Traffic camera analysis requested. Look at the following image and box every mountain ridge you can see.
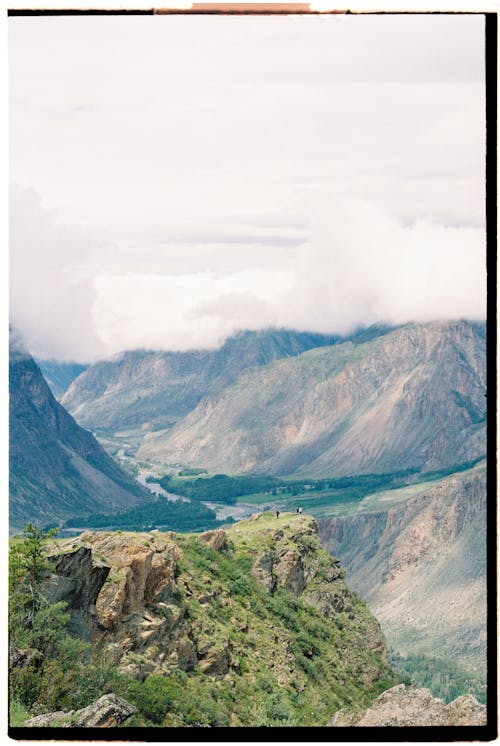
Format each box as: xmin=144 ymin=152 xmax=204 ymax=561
xmin=61 ymin=328 xmax=346 ymax=435
xmin=9 ymin=336 xmax=150 ymax=531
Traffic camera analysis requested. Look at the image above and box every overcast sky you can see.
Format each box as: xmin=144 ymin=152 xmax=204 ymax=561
xmin=9 ymin=13 xmax=486 ymax=362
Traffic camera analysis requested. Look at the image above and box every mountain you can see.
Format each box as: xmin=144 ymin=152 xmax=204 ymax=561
xmin=60 ymin=329 xmax=344 ymax=436
xmin=35 ymin=359 xmax=88 ymax=400
xmin=9 ymin=335 xmax=149 ymax=532
xmin=138 ymin=320 xmax=486 ymax=477
xmin=317 ymin=463 xmax=487 ymax=681
xmin=33 ymin=514 xmax=397 ymax=726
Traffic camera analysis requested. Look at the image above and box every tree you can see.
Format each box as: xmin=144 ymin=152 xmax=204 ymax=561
xmin=9 ymin=524 xmax=90 ymax=712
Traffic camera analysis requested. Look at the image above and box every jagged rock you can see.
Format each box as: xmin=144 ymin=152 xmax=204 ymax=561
xmin=273 ymin=547 xmax=306 ymax=594
xmin=172 ymin=636 xmax=198 ymax=672
xmin=44 ymin=547 xmax=111 ymax=638
xmin=25 ymin=693 xmax=136 ymax=727
xmin=199 ymin=529 xmax=227 ymax=552
xmin=198 ymin=643 xmax=231 ymax=677
xmin=331 ymin=684 xmax=487 ymax=727
xmin=251 ymin=550 xmax=277 ymax=592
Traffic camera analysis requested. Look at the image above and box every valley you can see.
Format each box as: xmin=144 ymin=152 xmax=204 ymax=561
xmin=9 ymin=321 xmax=490 ymax=728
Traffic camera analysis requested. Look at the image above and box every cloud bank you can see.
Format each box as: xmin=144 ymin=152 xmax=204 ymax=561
xmin=10 ymin=188 xmax=485 ymax=362
xmin=8 ymin=14 xmax=486 ymax=361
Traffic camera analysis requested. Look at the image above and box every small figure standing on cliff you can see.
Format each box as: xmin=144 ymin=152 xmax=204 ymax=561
xmin=276 ymin=510 xmax=280 ymax=519
xmin=298 ymin=507 xmax=302 ymax=514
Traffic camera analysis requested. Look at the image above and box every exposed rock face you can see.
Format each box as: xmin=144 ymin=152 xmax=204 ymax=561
xmin=318 ymin=465 xmax=487 ymax=676
xmin=138 ymin=321 xmax=486 ymax=477
xmin=331 ymin=684 xmax=487 ymax=727
xmin=25 ymin=693 xmax=136 ymax=727
xmin=9 ymin=332 xmax=149 ymax=531
xmin=199 ymin=529 xmax=228 ymax=552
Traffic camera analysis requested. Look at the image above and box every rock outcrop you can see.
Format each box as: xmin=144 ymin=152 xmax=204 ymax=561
xmin=25 ymin=693 xmax=136 ymax=727
xmin=41 ymin=513 xmax=395 ymax=722
xmin=331 ymin=684 xmax=487 ymax=727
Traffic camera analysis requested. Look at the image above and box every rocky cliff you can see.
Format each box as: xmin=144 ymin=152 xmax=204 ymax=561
xmin=318 ymin=464 xmax=487 ymax=677
xmin=40 ymin=514 xmax=397 ymax=726
xmin=9 ymin=334 xmax=149 ymax=531
xmin=138 ymin=320 xmax=486 ymax=477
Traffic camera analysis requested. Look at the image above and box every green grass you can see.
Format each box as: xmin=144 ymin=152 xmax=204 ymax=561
xmin=9 ymin=700 xmax=30 ymax=727
xmin=233 ymin=460 xmax=487 ymax=519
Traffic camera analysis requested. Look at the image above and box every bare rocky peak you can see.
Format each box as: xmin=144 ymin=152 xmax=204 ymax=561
xmin=331 ymin=683 xmax=487 ymax=727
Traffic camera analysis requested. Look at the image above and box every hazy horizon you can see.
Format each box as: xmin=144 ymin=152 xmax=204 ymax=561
xmin=9 ymin=14 xmax=486 ymax=363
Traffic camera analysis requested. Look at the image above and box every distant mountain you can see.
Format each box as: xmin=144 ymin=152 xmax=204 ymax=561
xmin=61 ymin=328 xmax=344 ymax=435
xmin=9 ymin=335 xmax=149 ymax=532
xmin=318 ymin=463 xmax=487 ymax=679
xmin=35 ymin=359 xmax=88 ymax=399
xmin=138 ymin=320 xmax=486 ymax=477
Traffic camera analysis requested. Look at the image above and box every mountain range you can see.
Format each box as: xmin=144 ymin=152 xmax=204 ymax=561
xmin=136 ymin=320 xmax=486 ymax=477
xmin=59 ymin=321 xmax=486 ymax=480
xmin=60 ymin=328 xmax=343 ymax=436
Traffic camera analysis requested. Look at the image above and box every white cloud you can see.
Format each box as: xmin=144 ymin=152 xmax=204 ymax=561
xmin=8 ymin=14 xmax=486 ymax=360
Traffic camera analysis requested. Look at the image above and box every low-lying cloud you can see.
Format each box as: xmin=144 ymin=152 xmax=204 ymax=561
xmin=10 ymin=187 xmax=485 ymax=362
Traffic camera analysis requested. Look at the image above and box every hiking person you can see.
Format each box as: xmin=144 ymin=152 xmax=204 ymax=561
xmin=276 ymin=510 xmax=280 ymax=518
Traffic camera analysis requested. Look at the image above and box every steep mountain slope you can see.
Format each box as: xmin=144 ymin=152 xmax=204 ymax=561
xmin=317 ymin=463 xmax=487 ymax=677
xmin=138 ymin=320 xmax=486 ymax=477
xmin=39 ymin=513 xmax=397 ymax=726
xmin=35 ymin=359 xmax=88 ymax=400
xmin=9 ymin=337 xmax=149 ymax=531
xmin=61 ymin=328 xmax=342 ymax=436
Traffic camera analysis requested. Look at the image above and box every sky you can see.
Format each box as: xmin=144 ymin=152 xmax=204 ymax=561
xmin=8 ymin=13 xmax=486 ymax=362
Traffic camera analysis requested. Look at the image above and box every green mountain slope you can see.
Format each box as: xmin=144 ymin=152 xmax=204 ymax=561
xmin=60 ymin=329 xmax=343 ymax=435
xmin=9 ymin=336 xmax=150 ymax=532
xmin=138 ymin=320 xmax=486 ymax=477
xmin=31 ymin=514 xmax=397 ymax=726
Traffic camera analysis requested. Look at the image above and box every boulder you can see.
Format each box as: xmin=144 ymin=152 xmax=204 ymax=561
xmin=25 ymin=693 xmax=136 ymax=727
xmin=199 ymin=530 xmax=227 ymax=552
